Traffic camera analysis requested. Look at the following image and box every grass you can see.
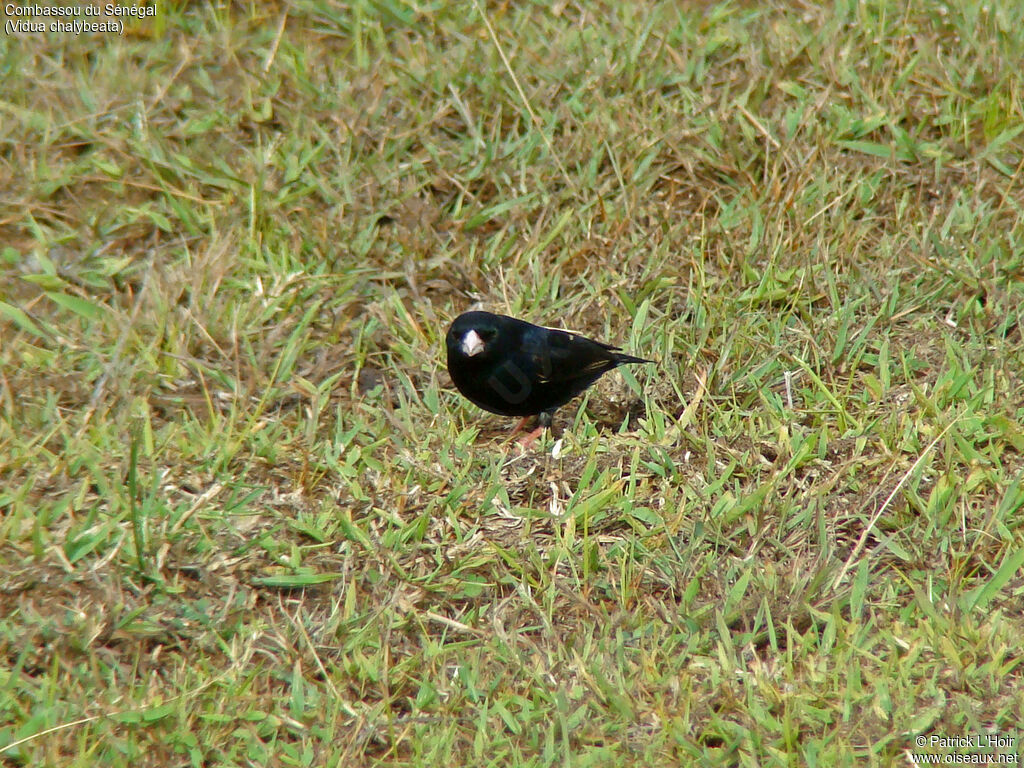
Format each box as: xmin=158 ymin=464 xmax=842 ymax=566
xmin=2 ymin=0 xmax=1024 ymax=764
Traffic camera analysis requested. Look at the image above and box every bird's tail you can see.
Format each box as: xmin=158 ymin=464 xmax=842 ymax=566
xmin=615 ymin=352 xmax=655 ymax=366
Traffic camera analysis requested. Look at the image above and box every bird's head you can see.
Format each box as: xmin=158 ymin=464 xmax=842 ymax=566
xmin=447 ymin=311 xmax=500 ymax=361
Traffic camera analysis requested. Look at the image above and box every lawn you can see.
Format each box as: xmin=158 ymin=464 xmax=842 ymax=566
xmin=2 ymin=0 xmax=1024 ymax=765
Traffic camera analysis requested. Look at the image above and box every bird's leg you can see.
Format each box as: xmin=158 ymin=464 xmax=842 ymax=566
xmin=517 ymin=424 xmax=545 ymax=448
xmin=517 ymin=411 xmax=553 ymax=449
xmin=508 ymin=416 xmax=532 ymax=436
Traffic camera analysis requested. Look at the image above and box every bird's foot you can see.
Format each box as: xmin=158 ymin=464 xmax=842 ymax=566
xmin=517 ymin=424 xmax=545 ymax=449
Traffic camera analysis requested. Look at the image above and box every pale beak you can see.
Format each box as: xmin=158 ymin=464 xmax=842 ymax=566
xmin=461 ymin=329 xmax=485 ymax=357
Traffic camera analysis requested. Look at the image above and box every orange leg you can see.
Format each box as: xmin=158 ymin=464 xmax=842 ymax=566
xmin=517 ymin=424 xmax=545 ymax=448
xmin=508 ymin=416 xmax=532 ymax=436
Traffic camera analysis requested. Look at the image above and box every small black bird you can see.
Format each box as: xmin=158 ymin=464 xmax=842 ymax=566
xmin=446 ymin=310 xmax=653 ymax=442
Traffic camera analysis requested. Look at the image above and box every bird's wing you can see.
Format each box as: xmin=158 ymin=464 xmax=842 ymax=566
xmin=524 ymin=328 xmax=617 ymax=384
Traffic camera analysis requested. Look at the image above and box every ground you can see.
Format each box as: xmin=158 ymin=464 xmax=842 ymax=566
xmin=1 ymin=1 xmax=1024 ymax=765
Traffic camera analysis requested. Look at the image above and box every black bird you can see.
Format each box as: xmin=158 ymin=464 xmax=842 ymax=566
xmin=446 ymin=310 xmax=653 ymax=443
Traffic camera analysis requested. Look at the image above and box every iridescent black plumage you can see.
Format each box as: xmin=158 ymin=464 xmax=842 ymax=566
xmin=446 ymin=311 xmax=653 ymax=430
